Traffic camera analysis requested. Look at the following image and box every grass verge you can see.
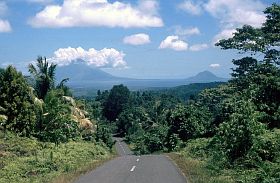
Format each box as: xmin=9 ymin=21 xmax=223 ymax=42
xmin=0 ymin=133 xmax=115 ymax=183
xmin=168 ymin=152 xmax=234 ymax=183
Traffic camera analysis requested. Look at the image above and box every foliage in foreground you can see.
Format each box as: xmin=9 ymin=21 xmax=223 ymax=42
xmin=0 ymin=133 xmax=111 ymax=183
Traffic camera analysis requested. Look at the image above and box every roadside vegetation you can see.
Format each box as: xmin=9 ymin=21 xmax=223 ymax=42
xmin=0 ymin=57 xmax=115 ymax=182
xmin=0 ymin=132 xmax=111 ymax=183
xmin=84 ymin=4 xmax=280 ymax=183
xmin=0 ymin=3 xmax=279 ymax=183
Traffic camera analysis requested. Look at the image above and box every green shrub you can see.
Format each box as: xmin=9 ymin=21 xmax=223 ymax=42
xmin=167 ymin=104 xmax=212 ymax=141
xmin=38 ymin=90 xmax=79 ymax=144
xmin=248 ymin=129 xmax=280 ymax=163
xmin=95 ymin=123 xmax=115 ymax=149
xmin=212 ymin=100 xmax=265 ymax=163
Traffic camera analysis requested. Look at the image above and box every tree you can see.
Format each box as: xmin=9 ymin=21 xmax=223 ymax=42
xmin=216 ymin=4 xmax=280 ymax=65
xmin=103 ymin=84 xmax=130 ymax=121
xmin=213 ymin=100 xmax=265 ymax=163
xmin=216 ymin=4 xmax=280 ymax=129
xmin=0 ymin=66 xmax=36 ymax=136
xmin=167 ymin=104 xmax=212 ymax=141
xmin=0 ymin=68 xmax=4 ymax=75
xmin=38 ymin=89 xmax=79 ymax=144
xmin=56 ymin=78 xmax=72 ymax=96
xmin=28 ymin=56 xmax=57 ymax=99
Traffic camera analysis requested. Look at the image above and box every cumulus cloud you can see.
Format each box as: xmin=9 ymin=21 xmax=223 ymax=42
xmin=159 ymin=36 xmax=188 ymax=51
xmin=174 ymin=26 xmax=200 ymax=36
xmin=204 ymin=0 xmax=266 ymax=28
xmin=178 ymin=0 xmax=202 ymax=15
xmin=209 ymin=64 xmax=221 ymax=68
xmin=189 ymin=43 xmax=208 ymax=51
xmin=28 ymin=0 xmax=163 ymax=28
xmin=213 ymin=29 xmax=237 ymax=44
xmin=204 ymin=0 xmax=266 ymax=43
xmin=123 ymin=33 xmax=151 ymax=45
xmin=48 ymin=47 xmax=127 ymax=68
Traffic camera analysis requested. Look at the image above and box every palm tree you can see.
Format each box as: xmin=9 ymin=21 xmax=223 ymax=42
xmin=28 ymin=56 xmax=57 ymax=99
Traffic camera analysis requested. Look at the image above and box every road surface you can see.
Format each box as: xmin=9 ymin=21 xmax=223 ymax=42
xmin=74 ymin=138 xmax=187 ymax=183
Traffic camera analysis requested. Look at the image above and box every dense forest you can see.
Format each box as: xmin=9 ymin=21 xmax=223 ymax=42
xmin=85 ymin=4 xmax=280 ymax=182
xmin=0 ymin=3 xmax=279 ymax=183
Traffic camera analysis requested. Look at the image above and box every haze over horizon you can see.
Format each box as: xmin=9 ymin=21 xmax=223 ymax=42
xmin=0 ymin=0 xmax=275 ymax=79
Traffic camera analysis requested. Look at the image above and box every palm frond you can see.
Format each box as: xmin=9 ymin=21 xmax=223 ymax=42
xmin=28 ymin=64 xmax=38 ymax=78
xmin=57 ymin=78 xmax=69 ymax=88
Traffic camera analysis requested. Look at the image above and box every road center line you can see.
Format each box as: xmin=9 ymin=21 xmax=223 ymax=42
xmin=130 ymin=166 xmax=136 ymax=172
xmin=119 ymin=143 xmax=126 ymax=154
xmin=136 ymin=158 xmax=139 ymax=162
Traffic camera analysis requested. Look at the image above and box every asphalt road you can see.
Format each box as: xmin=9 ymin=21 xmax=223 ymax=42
xmin=74 ymin=138 xmax=187 ymax=183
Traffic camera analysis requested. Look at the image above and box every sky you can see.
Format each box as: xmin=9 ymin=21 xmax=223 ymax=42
xmin=0 ymin=0 xmax=276 ymax=79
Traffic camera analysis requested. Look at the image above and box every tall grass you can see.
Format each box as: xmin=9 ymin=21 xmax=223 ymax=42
xmin=0 ymin=132 xmax=113 ymax=183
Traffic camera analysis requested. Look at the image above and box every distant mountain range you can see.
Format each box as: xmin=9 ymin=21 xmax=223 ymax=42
xmin=186 ymin=70 xmax=227 ymax=83
xmin=56 ymin=63 xmax=228 ymax=90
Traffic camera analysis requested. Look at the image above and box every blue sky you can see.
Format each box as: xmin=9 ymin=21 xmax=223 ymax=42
xmin=0 ymin=0 xmax=276 ymax=79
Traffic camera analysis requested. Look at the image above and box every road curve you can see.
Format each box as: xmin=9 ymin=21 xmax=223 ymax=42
xmin=74 ymin=138 xmax=187 ymax=183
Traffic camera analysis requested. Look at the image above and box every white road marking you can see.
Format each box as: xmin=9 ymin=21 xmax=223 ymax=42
xmin=130 ymin=166 xmax=136 ymax=172
xmin=136 ymin=159 xmax=139 ymax=162
xmin=119 ymin=142 xmax=126 ymax=154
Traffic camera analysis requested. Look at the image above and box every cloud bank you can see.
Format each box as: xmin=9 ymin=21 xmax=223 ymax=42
xmin=48 ymin=47 xmax=127 ymax=68
xmin=29 ymin=0 xmax=163 ymax=28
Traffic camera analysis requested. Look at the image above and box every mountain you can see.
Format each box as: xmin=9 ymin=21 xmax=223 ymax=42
xmin=186 ymin=71 xmax=227 ymax=83
xmin=56 ymin=62 xmax=121 ymax=82
xmin=55 ymin=63 xmax=228 ymax=90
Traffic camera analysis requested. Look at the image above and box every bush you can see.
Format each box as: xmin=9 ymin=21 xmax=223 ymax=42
xmin=167 ymin=104 xmax=212 ymax=141
xmin=95 ymin=123 xmax=115 ymax=149
xmin=37 ymin=90 xmax=79 ymax=144
xmin=0 ymin=66 xmax=36 ymax=136
xmin=247 ymin=129 xmax=280 ymax=163
xmin=212 ymin=100 xmax=265 ymax=163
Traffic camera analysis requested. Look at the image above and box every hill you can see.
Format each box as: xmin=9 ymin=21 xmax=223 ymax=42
xmin=55 ymin=63 xmax=227 ymax=92
xmin=186 ymin=71 xmax=227 ymax=83
xmin=148 ymin=82 xmax=225 ymax=102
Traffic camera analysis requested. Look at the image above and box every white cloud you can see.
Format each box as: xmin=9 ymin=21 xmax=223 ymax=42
xmin=204 ymin=0 xmax=266 ymax=44
xmin=159 ymin=36 xmax=188 ymax=51
xmin=174 ymin=26 xmax=200 ymax=36
xmin=123 ymin=33 xmax=151 ymax=45
xmin=0 ymin=19 xmax=11 ymax=32
xmin=48 ymin=47 xmax=127 ymax=68
xmin=189 ymin=43 xmax=208 ymax=51
xmin=178 ymin=0 xmax=202 ymax=15
xmin=28 ymin=0 xmax=163 ymax=28
xmin=138 ymin=0 xmax=159 ymax=16
xmin=213 ymin=29 xmax=237 ymax=44
xmin=209 ymin=64 xmax=221 ymax=68
xmin=204 ymin=0 xmax=266 ymax=28
xmin=0 ymin=2 xmax=12 ymax=33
